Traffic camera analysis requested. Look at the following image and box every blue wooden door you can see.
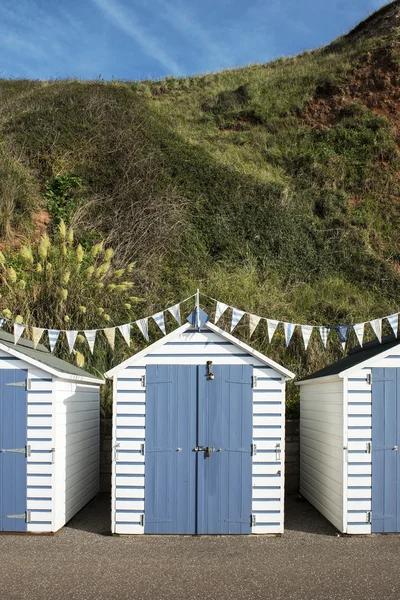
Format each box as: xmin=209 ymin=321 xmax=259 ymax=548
xmin=144 ymin=365 xmax=197 ymax=533
xmin=144 ymin=364 xmax=253 ymax=534
xmin=197 ymin=365 xmax=253 ymax=534
xmin=0 ymin=369 xmax=28 ymax=532
xmin=371 ymin=368 xmax=400 ymax=533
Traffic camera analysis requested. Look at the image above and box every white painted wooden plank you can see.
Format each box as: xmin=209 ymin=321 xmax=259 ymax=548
xmin=300 ymin=481 xmax=343 ymax=530
xmin=115 ymin=512 xmax=143 ymax=523
xmin=253 ymin=427 xmax=282 ymax=439
xmin=251 ymin=476 xmax=281 ymax=487
xmin=253 ymin=404 xmax=282 ymax=415
xmin=116 ymin=404 xmax=145 ymax=416
xmin=253 ymin=440 xmax=283 ymax=451
xmin=55 ymin=400 xmax=99 ymax=414
xmin=64 ymin=428 xmax=99 ymax=448
xmin=347 ymin=441 xmax=370 ymax=452
xmin=116 ymin=415 xmax=145 ymax=428
xmin=301 ymin=438 xmax=343 ymax=461
xmin=118 ymin=452 xmax=144 ymax=464
xmin=65 ymin=462 xmax=98 ymax=488
xmin=253 ymin=416 xmax=282 ymax=428
xmin=28 ymin=380 xmax=53 ymax=392
xmin=347 ymin=499 xmax=371 ymax=511
xmin=149 ymin=343 xmax=250 ymax=356
xmin=27 ymin=499 xmax=52 ymax=511
xmin=253 ymin=452 xmax=280 ymax=464
xmin=27 ymin=523 xmax=53 ymax=533
xmin=346 ymin=524 xmax=371 ymax=534
xmin=65 ymin=451 xmax=98 ymax=474
xmin=348 ymin=475 xmax=371 ymax=487
xmin=252 ymin=524 xmax=282 ymax=534
xmin=116 ymin=464 xmax=145 ymax=475
xmin=347 ymin=428 xmax=372 ymax=439
xmin=347 ymin=512 xmax=370 ymax=524
xmin=252 ymin=487 xmax=281 ymax=499
xmin=27 ymin=476 xmax=52 ymax=487
xmin=301 ymin=449 xmax=342 ymax=477
xmin=116 ymin=380 xmax=145 ymax=392
xmin=252 ymin=500 xmax=281 ymax=512
xmin=115 ymin=524 xmax=143 ymax=534
xmin=253 ymin=464 xmax=282 ymax=476
xmin=347 ymin=379 xmax=370 ymax=392
xmin=27 ymin=404 xmax=53 ymax=416
xmin=28 ymin=452 xmax=53 ymax=464
xmin=301 ymin=401 xmax=343 ymax=415
xmin=347 ymin=416 xmax=372 ymax=428
xmin=116 ymin=487 xmax=145 ymax=499
xmin=251 ymin=514 xmax=281 ymax=524
xmin=348 ymin=464 xmax=372 ymax=475
xmin=301 ymin=461 xmax=343 ymax=489
xmin=301 ymin=426 xmax=342 ymax=447
xmin=27 ymin=464 xmax=53 ymax=475
xmin=116 ymin=440 xmax=144 ymax=451
xmin=26 ymin=440 xmax=53 ymax=451
xmin=55 ymin=409 xmax=99 ymax=425
xmin=116 ymin=428 xmax=146 ymax=440
xmin=116 ymin=476 xmax=145 ymax=487
xmin=347 ymin=487 xmax=371 ymax=499
xmin=347 ymin=453 xmax=371 ymax=464
xmin=347 ymin=404 xmax=372 ymax=415
xmin=27 ymin=487 xmax=52 ymax=499
xmin=116 ymin=500 xmax=144 ymax=511
xmin=301 ymin=409 xmax=342 ymax=426
xmin=301 ymin=421 xmax=343 ymax=438
xmin=134 ymin=355 xmax=265 ymax=367
xmin=27 ymin=416 xmax=52 ymax=428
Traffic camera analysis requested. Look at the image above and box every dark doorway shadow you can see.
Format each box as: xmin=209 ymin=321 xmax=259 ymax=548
xmin=285 ymin=494 xmax=340 ymax=536
xmin=65 ymin=492 xmax=112 ymax=536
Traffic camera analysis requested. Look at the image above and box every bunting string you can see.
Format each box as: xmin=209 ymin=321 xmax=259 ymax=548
xmin=0 ymin=290 xmax=399 ymax=354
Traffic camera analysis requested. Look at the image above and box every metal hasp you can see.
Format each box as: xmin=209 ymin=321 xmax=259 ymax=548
xmin=0 ymin=445 xmax=31 ymax=457
xmin=5 ymin=511 xmax=31 ymax=523
xmin=194 ymin=446 xmax=215 ymax=458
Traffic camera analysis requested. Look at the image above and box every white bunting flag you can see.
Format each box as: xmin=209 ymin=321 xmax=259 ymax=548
xmin=136 ymin=318 xmax=149 ymax=341
xmin=267 ymin=319 xmax=279 ymax=343
xmin=387 ymin=313 xmax=399 ymax=338
xmin=13 ymin=322 xmax=25 ymax=345
xmin=0 ymin=318 xmax=5 ymax=328
xmin=168 ymin=303 xmax=181 ymax=325
xmin=48 ymin=329 xmax=60 ymax=353
xmin=214 ymin=302 xmax=229 ymax=324
xmin=152 ymin=311 xmax=166 ymax=336
xmin=32 ymin=327 xmax=45 ymax=349
xmin=104 ymin=328 xmax=116 ymax=350
xmin=353 ymin=323 xmax=365 ymax=347
xmin=301 ymin=325 xmax=313 ymax=350
xmin=118 ymin=324 xmax=131 ymax=347
xmin=319 ymin=327 xmax=329 ymax=348
xmin=249 ymin=314 xmax=261 ymax=338
xmin=66 ymin=330 xmax=78 ymax=353
xmin=370 ymin=318 xmax=382 ymax=343
xmin=284 ymin=322 xmax=296 ymax=347
xmin=84 ymin=330 xmax=97 ymax=354
xmin=231 ymin=308 xmax=245 ymax=333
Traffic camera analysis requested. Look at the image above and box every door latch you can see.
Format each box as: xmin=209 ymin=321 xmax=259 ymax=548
xmin=194 ymin=446 xmax=215 ymax=457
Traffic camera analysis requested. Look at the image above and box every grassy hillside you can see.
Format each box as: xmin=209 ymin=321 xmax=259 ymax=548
xmin=1 ymin=1 xmax=400 ymax=414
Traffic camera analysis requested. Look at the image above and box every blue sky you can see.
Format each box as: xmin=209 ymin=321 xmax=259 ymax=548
xmin=0 ymin=0 xmax=390 ymax=81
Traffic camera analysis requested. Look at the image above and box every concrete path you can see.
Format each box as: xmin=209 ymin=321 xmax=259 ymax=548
xmin=1 ymin=494 xmax=399 ymax=600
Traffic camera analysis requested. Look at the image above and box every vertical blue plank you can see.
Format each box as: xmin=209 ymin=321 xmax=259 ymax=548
xmin=0 ymin=369 xmax=28 ymax=532
xmin=197 ymin=364 xmax=252 ymax=534
xmin=371 ymin=368 xmax=399 ymax=533
xmin=144 ymin=365 xmax=197 ymax=534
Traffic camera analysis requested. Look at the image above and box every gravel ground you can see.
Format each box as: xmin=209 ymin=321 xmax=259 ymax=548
xmin=0 ymin=494 xmax=400 ymax=600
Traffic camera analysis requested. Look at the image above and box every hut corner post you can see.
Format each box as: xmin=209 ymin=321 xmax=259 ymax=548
xmin=196 ymin=288 xmax=200 ymax=330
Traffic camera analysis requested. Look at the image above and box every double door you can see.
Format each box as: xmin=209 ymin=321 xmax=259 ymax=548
xmin=144 ymin=364 xmax=253 ymax=534
xmin=372 ymin=368 xmax=400 ymax=532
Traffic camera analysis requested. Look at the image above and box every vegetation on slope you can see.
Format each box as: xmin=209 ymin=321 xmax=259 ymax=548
xmin=1 ymin=1 xmax=400 ymax=414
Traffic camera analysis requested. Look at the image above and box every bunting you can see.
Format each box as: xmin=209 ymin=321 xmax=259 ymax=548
xmin=319 ymin=326 xmax=329 ymax=348
xmin=267 ymin=319 xmax=279 ymax=343
xmin=214 ymin=302 xmax=229 ymax=324
xmin=136 ymin=318 xmax=149 ymax=341
xmin=231 ymin=308 xmax=245 ymax=333
xmin=353 ymin=323 xmax=365 ymax=347
xmin=32 ymin=327 xmax=45 ymax=349
xmin=284 ymin=322 xmax=296 ymax=347
xmin=66 ymin=330 xmax=78 ymax=353
xmin=103 ymin=327 xmax=116 ymax=350
xmin=249 ymin=314 xmax=261 ymax=338
xmin=84 ymin=330 xmax=97 ymax=354
xmin=301 ymin=325 xmax=313 ymax=350
xmin=152 ymin=311 xmax=166 ymax=336
xmin=0 ymin=318 xmax=6 ymax=328
xmin=387 ymin=313 xmax=398 ymax=338
xmin=168 ymin=303 xmax=181 ymax=325
xmin=118 ymin=324 xmax=131 ymax=347
xmin=13 ymin=323 xmax=25 ymax=345
xmin=48 ymin=329 xmax=60 ymax=353
xmin=370 ymin=318 xmax=382 ymax=343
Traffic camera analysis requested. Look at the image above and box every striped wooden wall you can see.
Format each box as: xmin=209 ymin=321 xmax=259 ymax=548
xmin=112 ymin=328 xmax=286 ymax=534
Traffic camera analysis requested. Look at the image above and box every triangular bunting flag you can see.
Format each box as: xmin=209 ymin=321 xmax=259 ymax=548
xmin=0 ymin=317 xmax=6 ymax=328
xmin=353 ymin=323 xmax=365 ymax=347
xmin=14 ymin=322 xmax=25 ymax=345
xmin=48 ymin=329 xmax=60 ymax=353
xmin=370 ymin=318 xmax=382 ymax=343
xmin=319 ymin=327 xmax=329 ymax=348
xmin=152 ymin=311 xmax=166 ymax=336
xmin=168 ymin=303 xmax=181 ymax=325
xmin=284 ymin=322 xmax=296 ymax=347
xmin=333 ymin=325 xmax=351 ymax=350
xmin=214 ymin=302 xmax=229 ymax=324
xmin=32 ymin=327 xmax=45 ymax=349
xmin=66 ymin=330 xmax=78 ymax=354
xmin=267 ymin=319 xmax=279 ymax=343
xmin=301 ymin=325 xmax=313 ymax=350
xmin=136 ymin=318 xmax=149 ymax=341
xmin=387 ymin=313 xmax=399 ymax=338
xmin=118 ymin=323 xmax=131 ymax=347
xmin=249 ymin=314 xmax=261 ymax=338
xmin=103 ymin=328 xmax=116 ymax=350
xmin=84 ymin=330 xmax=97 ymax=354
xmin=231 ymin=308 xmax=245 ymax=333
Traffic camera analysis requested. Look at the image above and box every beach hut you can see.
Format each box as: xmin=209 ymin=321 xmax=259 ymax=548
xmin=298 ymin=335 xmax=400 ymax=534
xmin=105 ymin=309 xmax=294 ymax=535
xmin=0 ymin=329 xmax=103 ymax=533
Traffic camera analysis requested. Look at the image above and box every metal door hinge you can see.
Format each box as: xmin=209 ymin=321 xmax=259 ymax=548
xmin=366 ymin=442 xmax=371 ymax=454
xmin=275 ymin=442 xmax=281 ymax=461
xmin=140 ymin=514 xmax=144 ymax=527
xmin=251 ymin=443 xmax=257 ymax=456
xmin=251 ymin=376 xmax=257 ymax=388
xmin=1 ymin=445 xmax=31 ymax=457
xmin=6 ymin=379 xmax=31 ymax=390
xmin=251 ymin=514 xmax=256 ymax=527
xmin=140 ymin=443 xmax=145 ymax=456
xmin=366 ymin=374 xmax=371 ymax=385
xmin=141 ymin=375 xmax=146 ymax=387
xmin=367 ymin=511 xmax=371 ymax=524
xmin=6 ymin=510 xmax=31 ymax=523
xmin=51 ymin=448 xmax=55 ymax=464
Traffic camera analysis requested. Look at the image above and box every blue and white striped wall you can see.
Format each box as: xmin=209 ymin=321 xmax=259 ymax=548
xmin=108 ymin=323 xmax=294 ymax=535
